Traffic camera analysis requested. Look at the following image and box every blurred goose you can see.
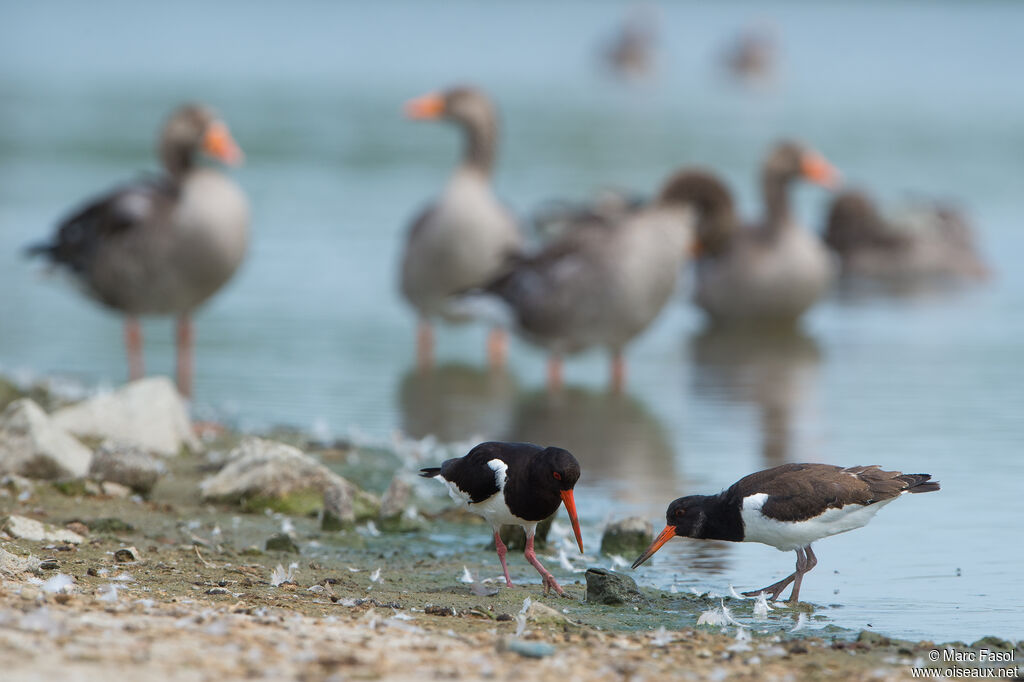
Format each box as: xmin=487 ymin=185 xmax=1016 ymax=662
xmin=477 ymin=169 xmax=710 ymax=391
xmin=824 ymin=190 xmax=988 ymax=286
xmin=694 ymin=141 xmax=839 ymax=326
xmin=400 ymin=86 xmax=523 ymax=370
xmin=27 ymin=103 xmax=248 ymax=398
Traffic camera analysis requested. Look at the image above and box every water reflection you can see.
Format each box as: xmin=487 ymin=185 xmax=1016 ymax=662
xmin=397 ymin=364 xmax=519 ymax=443
xmin=510 ymin=386 xmax=679 ymax=504
xmin=689 ymin=326 xmax=822 ymax=465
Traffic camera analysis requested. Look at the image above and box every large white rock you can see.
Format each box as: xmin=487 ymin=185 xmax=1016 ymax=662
xmin=0 ymin=399 xmax=93 ymax=479
xmin=52 ymin=377 xmax=198 ymax=456
xmin=200 ymin=438 xmax=378 ymax=517
xmin=2 ymin=515 xmax=84 ymax=544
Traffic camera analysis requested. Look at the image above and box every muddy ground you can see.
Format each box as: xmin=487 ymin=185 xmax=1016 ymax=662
xmin=1 ymin=431 xmax=1019 ymax=681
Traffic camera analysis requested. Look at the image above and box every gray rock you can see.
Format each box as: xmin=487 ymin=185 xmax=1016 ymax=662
xmin=0 ymin=399 xmax=92 ymax=479
xmin=265 ymin=532 xmax=300 ymax=554
xmin=497 ymin=514 xmax=554 ymax=550
xmin=2 ymin=515 xmax=84 ymax=544
xmin=378 ymin=475 xmax=425 ymax=532
xmin=52 ymin=377 xmax=198 ymax=456
xmin=89 ymin=440 xmax=165 ymax=494
xmin=600 ymin=517 xmax=654 ymax=556
xmin=200 ymin=437 xmax=379 ymax=517
xmin=114 ymin=546 xmax=141 ymax=562
xmin=321 ymin=482 xmax=354 ymax=530
xmin=500 ymin=638 xmax=556 ymax=659
xmin=585 ymin=568 xmax=645 ymax=605
xmin=0 ymin=546 xmax=41 ymax=577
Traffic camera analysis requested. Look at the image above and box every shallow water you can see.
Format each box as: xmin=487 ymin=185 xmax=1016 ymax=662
xmin=2 ymin=0 xmax=1023 ymax=642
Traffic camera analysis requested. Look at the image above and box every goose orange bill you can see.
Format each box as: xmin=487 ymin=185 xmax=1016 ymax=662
xmin=631 ymin=524 xmax=676 ymax=569
xmin=560 ymin=490 xmax=585 ymax=553
xmin=404 ymin=93 xmax=446 ymax=119
xmin=203 ymin=121 xmax=244 ymax=166
xmin=800 ymin=152 xmax=840 ymax=189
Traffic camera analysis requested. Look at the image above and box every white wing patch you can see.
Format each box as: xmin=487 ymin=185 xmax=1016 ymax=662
xmin=487 ymin=459 xmax=508 ymax=491
xmin=740 ymin=493 xmax=897 ymax=551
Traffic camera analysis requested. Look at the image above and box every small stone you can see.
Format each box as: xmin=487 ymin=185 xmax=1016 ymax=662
xmin=424 ymin=605 xmax=455 ymax=617
xmin=90 ymin=440 xmax=165 ymax=495
xmin=100 ymin=481 xmax=133 ymax=498
xmin=65 ymin=521 xmax=90 ymax=536
xmin=584 ymin=568 xmax=645 ymax=606
xmin=856 ymin=630 xmax=891 ymax=647
xmin=54 ymin=593 xmax=73 ymax=605
xmin=114 ymin=546 xmax=141 ymax=562
xmin=525 ymin=601 xmax=576 ymax=627
xmin=600 ymin=517 xmax=654 ymax=556
xmin=500 ymin=638 xmax=556 ymax=659
xmin=787 ymin=642 xmax=809 ymax=655
xmin=20 ymin=585 xmax=40 ymax=601
xmin=205 ymin=587 xmax=229 ymax=595
xmin=39 ymin=558 xmax=60 ymax=570
xmin=2 ymin=515 xmax=84 ymax=544
xmin=379 ymin=476 xmax=412 ymax=520
xmin=496 ymin=613 xmax=513 ymax=622
xmin=0 ymin=399 xmax=93 ymax=479
xmin=322 ymin=482 xmax=354 ymax=530
xmin=265 ymin=532 xmax=300 ymax=554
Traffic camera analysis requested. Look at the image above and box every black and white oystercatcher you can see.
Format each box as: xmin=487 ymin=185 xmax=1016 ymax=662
xmin=631 ymin=463 xmax=939 ymax=603
xmin=420 ymin=441 xmax=584 ymax=596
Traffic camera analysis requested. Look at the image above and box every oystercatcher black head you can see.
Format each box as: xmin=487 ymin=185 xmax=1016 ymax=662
xmin=631 ymin=463 xmax=939 ymax=603
xmin=419 ymin=441 xmax=584 ymax=596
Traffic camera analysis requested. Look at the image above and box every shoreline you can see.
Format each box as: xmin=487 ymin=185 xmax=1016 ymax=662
xmin=1 ymin=375 xmax=1021 ymax=680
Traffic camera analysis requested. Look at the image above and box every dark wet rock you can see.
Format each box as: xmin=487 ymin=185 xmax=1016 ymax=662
xmin=52 ymin=377 xmax=198 ymax=456
xmin=114 ymin=546 xmax=141 ymax=562
xmin=425 ymin=604 xmax=455 ymax=616
xmin=857 ymin=630 xmax=892 ymax=647
xmin=201 ymin=438 xmax=379 ymax=518
xmin=265 ymin=532 xmax=300 ymax=554
xmin=585 ymin=568 xmax=645 ymax=605
xmin=2 ymin=515 xmax=84 ymax=544
xmin=89 ymin=440 xmax=165 ymax=494
xmin=496 ymin=515 xmax=553 ymax=550
xmin=600 ymin=517 xmax=653 ymax=556
xmin=971 ymin=636 xmax=1014 ymax=651
xmin=496 ymin=613 xmax=513 ymax=622
xmin=88 ymin=518 xmax=133 ymax=533
xmin=500 ymin=638 xmax=556 ymax=659
xmin=0 ymin=399 xmax=92 ymax=479
xmin=206 ymin=587 xmax=230 ymax=595
xmin=470 ymin=583 xmax=499 ymax=597
xmin=39 ymin=558 xmax=60 ymax=570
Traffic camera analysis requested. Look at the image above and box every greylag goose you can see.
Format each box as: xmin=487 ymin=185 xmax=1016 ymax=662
xmin=478 ymin=169 xmax=712 ymax=392
xmin=400 ymin=86 xmax=522 ymax=370
xmin=824 ymin=189 xmax=988 ymax=287
xmin=694 ymin=141 xmax=839 ymax=326
xmin=27 ymin=103 xmax=248 ymax=398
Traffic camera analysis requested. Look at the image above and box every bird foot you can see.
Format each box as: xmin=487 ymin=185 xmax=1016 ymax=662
xmin=541 ymin=573 xmax=565 ymax=597
xmin=742 ymin=580 xmax=792 ymax=601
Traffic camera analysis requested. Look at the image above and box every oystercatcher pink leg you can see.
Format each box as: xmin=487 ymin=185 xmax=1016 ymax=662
xmin=524 ymin=531 xmax=564 ymax=596
xmin=175 ymin=315 xmax=194 ymax=399
xmin=124 ymin=317 xmax=144 ymax=381
xmin=493 ymin=530 xmax=514 ymax=587
xmin=788 ymin=545 xmax=817 ymax=604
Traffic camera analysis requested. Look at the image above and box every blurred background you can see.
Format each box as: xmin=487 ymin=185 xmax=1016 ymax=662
xmin=1 ymin=0 xmax=1022 ymax=642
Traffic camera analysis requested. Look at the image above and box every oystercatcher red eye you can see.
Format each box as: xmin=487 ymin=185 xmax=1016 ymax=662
xmin=553 ymin=472 xmax=562 ymax=481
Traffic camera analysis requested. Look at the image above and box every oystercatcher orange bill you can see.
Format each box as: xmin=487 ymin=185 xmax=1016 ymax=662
xmin=203 ymin=121 xmax=244 ymax=166
xmin=631 ymin=524 xmax=676 ymax=569
xmin=404 ymin=93 xmax=446 ymax=120
xmin=560 ymin=489 xmax=585 ymax=554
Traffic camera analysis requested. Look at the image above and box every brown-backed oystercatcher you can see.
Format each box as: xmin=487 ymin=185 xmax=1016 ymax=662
xmin=420 ymin=441 xmax=584 ymax=596
xmin=631 ymin=463 xmax=939 ymax=603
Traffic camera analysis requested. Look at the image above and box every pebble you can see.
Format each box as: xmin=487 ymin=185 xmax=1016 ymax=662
xmin=265 ymin=532 xmax=300 ymax=554
xmin=584 ymin=568 xmax=645 ymax=606
xmin=114 ymin=546 xmax=141 ymax=562
xmin=500 ymin=638 xmax=556 ymax=659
